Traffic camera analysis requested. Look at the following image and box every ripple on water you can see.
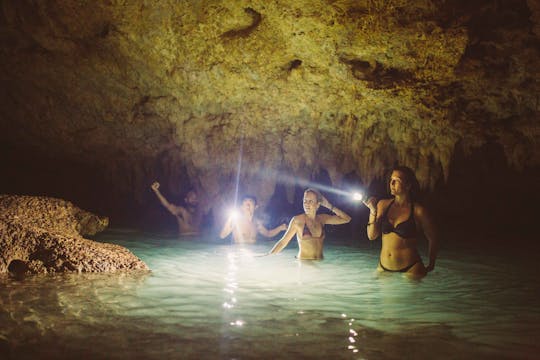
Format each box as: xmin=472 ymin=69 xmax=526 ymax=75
xmin=0 ymin=232 xmax=539 ymax=359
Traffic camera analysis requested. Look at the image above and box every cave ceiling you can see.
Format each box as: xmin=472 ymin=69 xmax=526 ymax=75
xmin=0 ymin=0 xmax=539 ymax=203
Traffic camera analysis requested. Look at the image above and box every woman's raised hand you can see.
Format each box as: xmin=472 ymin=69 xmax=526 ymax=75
xmin=362 ymin=196 xmax=378 ymax=213
xmin=320 ymin=195 xmax=332 ymax=209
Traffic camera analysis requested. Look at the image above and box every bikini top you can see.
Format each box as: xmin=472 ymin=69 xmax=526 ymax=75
xmin=302 ymin=221 xmax=324 ymax=237
xmin=381 ymin=199 xmax=417 ymax=238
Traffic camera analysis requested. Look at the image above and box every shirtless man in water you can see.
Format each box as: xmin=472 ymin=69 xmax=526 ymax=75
xmin=151 ymin=181 xmax=204 ymax=236
xmin=219 ymin=195 xmax=287 ymax=244
xmin=268 ymin=188 xmax=351 ymax=260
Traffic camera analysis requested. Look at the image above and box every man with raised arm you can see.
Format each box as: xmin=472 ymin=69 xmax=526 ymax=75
xmin=151 ymin=181 xmax=205 ymax=236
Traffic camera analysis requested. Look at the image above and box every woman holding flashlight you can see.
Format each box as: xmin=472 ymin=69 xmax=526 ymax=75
xmin=268 ymin=188 xmax=351 ymax=260
xmin=363 ymin=166 xmax=438 ymax=277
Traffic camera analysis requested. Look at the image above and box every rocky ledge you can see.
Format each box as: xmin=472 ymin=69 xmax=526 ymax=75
xmin=0 ymin=195 xmax=149 ymax=275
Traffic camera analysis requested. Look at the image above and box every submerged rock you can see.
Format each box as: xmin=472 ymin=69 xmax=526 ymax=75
xmin=0 ymin=195 xmax=149 ymax=275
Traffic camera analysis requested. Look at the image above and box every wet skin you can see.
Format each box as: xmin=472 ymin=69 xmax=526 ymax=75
xmin=363 ymin=170 xmax=438 ymax=278
xmin=269 ymin=190 xmax=351 ymax=260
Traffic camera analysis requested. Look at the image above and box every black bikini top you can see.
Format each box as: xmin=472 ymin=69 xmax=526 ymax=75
xmin=381 ymin=199 xmax=417 ymax=238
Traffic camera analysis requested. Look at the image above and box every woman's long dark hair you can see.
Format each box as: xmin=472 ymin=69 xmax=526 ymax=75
xmin=387 ymin=165 xmax=421 ymax=202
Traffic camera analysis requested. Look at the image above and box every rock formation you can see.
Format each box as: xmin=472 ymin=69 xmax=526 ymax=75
xmin=0 ymin=1 xmax=538 ymax=231
xmin=0 ymin=195 xmax=149 ymax=275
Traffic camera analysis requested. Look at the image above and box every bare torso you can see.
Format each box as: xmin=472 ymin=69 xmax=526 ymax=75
xmin=268 ymin=191 xmax=351 ymax=259
xmin=175 ymin=207 xmax=203 ymax=236
xmin=232 ymin=218 xmax=258 ymax=244
xmin=380 ymin=233 xmax=422 ymax=268
xmin=378 ymin=198 xmax=424 ymax=274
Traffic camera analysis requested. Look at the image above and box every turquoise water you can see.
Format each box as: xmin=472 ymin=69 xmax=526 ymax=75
xmin=1 ymin=230 xmax=539 ymax=359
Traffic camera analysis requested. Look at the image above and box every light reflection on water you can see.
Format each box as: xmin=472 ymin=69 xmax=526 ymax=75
xmin=0 ymin=230 xmax=539 ymax=359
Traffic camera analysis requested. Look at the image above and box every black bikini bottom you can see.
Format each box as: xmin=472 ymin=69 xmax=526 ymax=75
xmin=379 ymin=261 xmax=420 ymax=273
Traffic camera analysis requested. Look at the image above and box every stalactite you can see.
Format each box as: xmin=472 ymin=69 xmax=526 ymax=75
xmin=1 ymin=0 xmax=538 ymax=227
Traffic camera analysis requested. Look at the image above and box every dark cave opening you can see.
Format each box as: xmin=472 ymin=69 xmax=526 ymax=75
xmin=1 ymin=141 xmax=537 ymax=245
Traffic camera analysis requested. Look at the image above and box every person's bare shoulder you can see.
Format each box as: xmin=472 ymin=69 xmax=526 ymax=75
xmin=317 ymin=213 xmax=331 ymax=222
xmin=377 ymin=198 xmax=392 ymax=211
xmin=172 ymin=204 xmax=187 ymax=216
xmin=291 ymin=214 xmax=304 ymax=226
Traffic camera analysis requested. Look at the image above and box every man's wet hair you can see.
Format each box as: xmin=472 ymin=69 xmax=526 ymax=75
xmin=183 ymin=188 xmax=197 ymax=198
xmin=241 ymin=194 xmax=258 ymax=205
xmin=182 ymin=189 xmax=198 ymax=206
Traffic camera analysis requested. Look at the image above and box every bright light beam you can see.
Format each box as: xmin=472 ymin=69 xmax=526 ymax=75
xmin=230 ymin=122 xmax=245 ymax=245
xmin=233 ymin=125 xmax=244 ymax=209
xmin=228 ymin=208 xmax=239 ymax=220
xmin=257 ymin=170 xmax=365 ymax=202
xmin=229 ymin=127 xmax=364 ymax=203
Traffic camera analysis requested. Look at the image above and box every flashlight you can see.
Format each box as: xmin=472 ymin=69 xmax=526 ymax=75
xmin=229 ymin=208 xmax=239 ymax=220
xmin=351 ymin=191 xmax=364 ymax=201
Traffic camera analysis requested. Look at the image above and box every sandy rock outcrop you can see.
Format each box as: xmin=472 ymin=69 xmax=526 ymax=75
xmin=0 ymin=195 xmax=149 ymax=275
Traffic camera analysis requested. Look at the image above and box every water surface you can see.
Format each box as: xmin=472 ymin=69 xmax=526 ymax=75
xmin=1 ymin=230 xmax=538 ymax=359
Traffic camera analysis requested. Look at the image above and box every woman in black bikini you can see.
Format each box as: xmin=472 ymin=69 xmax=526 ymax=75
xmin=268 ymin=188 xmax=351 ymax=260
xmin=363 ymin=166 xmax=438 ymax=277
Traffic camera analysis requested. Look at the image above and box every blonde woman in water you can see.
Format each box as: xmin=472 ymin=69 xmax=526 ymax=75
xmin=268 ymin=188 xmax=351 ymax=260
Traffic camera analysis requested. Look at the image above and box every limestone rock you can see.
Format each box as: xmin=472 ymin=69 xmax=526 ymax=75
xmin=0 ymin=195 xmax=149 ymax=275
xmin=0 ymin=1 xmax=538 ymax=220
xmin=0 ymin=195 xmax=109 ymax=237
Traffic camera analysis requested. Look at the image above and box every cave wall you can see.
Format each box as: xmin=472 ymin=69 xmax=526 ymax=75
xmin=0 ymin=0 xmax=538 ymax=234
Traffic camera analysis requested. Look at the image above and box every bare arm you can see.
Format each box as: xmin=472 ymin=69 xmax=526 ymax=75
xmin=320 ymin=196 xmax=351 ymax=225
xmin=151 ymin=182 xmax=182 ymax=216
xmin=219 ymin=216 xmax=234 ymax=239
xmin=258 ymin=222 xmax=287 ymax=237
xmin=416 ymin=204 xmax=438 ymax=272
xmin=268 ymin=217 xmax=299 ymax=254
xmin=363 ymin=197 xmax=382 ymax=240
